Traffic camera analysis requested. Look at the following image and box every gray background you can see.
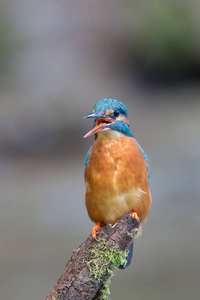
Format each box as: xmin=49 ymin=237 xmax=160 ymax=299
xmin=0 ymin=1 xmax=200 ymax=299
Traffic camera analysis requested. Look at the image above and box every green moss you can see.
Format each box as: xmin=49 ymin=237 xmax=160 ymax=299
xmin=127 ymin=228 xmax=139 ymax=239
xmin=51 ymin=292 xmax=59 ymax=300
xmin=98 ymin=278 xmax=111 ymax=300
xmin=87 ymin=238 xmax=128 ymax=299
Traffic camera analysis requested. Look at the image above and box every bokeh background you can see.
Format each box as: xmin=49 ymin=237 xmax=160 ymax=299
xmin=1 ymin=1 xmax=200 ymax=299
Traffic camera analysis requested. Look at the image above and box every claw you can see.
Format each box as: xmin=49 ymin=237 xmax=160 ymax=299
xmin=131 ymin=212 xmax=139 ymax=220
xmin=92 ymin=222 xmax=101 ymax=240
xmin=93 ymin=236 xmax=99 ymax=243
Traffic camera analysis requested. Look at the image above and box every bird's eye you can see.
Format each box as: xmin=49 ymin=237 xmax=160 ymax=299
xmin=113 ymin=110 xmax=120 ymax=117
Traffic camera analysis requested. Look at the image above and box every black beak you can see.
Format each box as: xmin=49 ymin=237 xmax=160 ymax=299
xmin=84 ymin=112 xmax=113 ymax=119
xmin=84 ymin=111 xmax=115 ymax=138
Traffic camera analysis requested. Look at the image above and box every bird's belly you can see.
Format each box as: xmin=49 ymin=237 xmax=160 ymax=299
xmin=85 ymin=185 xmax=144 ymax=225
xmin=84 ymin=136 xmax=151 ymax=225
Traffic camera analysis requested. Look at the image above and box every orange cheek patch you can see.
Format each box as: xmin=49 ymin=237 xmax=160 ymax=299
xmin=117 ymin=115 xmax=129 ymax=125
xmin=106 ymin=109 xmax=114 ymax=116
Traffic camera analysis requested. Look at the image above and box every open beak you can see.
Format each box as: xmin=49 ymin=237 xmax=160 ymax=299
xmin=84 ymin=112 xmax=115 ymax=138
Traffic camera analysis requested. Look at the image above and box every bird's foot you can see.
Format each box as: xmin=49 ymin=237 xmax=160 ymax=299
xmin=131 ymin=211 xmax=139 ymax=220
xmin=130 ymin=212 xmax=141 ymax=237
xmin=92 ymin=222 xmax=101 ymax=241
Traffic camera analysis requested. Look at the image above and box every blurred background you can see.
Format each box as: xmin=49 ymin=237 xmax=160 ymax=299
xmin=0 ymin=0 xmax=200 ymax=299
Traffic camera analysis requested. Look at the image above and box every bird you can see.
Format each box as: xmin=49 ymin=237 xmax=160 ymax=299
xmin=84 ymin=98 xmax=151 ymax=268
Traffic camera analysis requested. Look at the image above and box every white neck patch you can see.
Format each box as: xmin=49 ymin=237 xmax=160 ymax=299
xmin=98 ymin=128 xmax=124 ymax=139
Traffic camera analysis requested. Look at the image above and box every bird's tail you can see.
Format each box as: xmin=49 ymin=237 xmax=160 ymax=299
xmin=119 ymin=240 xmax=134 ymax=269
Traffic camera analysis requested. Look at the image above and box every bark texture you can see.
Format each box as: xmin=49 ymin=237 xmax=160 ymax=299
xmin=46 ymin=214 xmax=140 ymax=300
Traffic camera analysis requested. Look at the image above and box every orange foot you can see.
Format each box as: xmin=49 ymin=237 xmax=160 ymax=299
xmin=92 ymin=222 xmax=101 ymax=241
xmin=131 ymin=211 xmax=139 ymax=220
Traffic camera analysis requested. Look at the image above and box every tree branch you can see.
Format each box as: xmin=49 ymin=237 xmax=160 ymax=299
xmin=45 ymin=214 xmax=140 ymax=300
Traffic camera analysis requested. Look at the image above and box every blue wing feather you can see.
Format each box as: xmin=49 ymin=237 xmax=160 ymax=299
xmin=134 ymin=138 xmax=150 ymax=186
xmin=85 ymin=146 xmax=92 ymax=169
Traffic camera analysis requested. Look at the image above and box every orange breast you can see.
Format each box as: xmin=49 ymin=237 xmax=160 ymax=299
xmin=84 ymin=134 xmax=151 ymax=225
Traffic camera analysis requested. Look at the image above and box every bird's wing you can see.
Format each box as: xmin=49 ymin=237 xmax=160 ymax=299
xmin=134 ymin=138 xmax=150 ymax=186
xmin=84 ymin=146 xmax=92 ymax=170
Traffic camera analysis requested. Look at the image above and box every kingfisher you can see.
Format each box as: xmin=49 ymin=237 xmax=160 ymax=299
xmin=84 ymin=99 xmax=151 ymax=268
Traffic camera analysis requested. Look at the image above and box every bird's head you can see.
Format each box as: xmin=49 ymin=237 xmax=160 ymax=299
xmin=84 ymin=99 xmax=132 ymax=138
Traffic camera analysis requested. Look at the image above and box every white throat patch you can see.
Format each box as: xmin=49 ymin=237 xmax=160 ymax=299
xmin=98 ymin=128 xmax=124 ymax=139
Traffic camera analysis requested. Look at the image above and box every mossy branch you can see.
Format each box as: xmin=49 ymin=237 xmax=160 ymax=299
xmin=45 ymin=214 xmax=140 ymax=300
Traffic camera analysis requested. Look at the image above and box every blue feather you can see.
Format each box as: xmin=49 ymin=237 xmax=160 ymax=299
xmin=134 ymin=138 xmax=150 ymax=186
xmin=109 ymin=121 xmax=133 ymax=137
xmin=94 ymin=99 xmax=127 ymax=117
xmin=85 ymin=146 xmax=92 ymax=169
